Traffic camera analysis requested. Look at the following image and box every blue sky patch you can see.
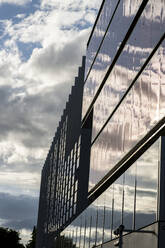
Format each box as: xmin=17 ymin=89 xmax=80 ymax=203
xmin=0 ymin=0 xmax=40 ymax=20
xmin=17 ymin=41 xmax=42 ymax=62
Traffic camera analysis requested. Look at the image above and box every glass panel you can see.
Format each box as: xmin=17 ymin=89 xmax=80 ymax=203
xmin=103 ymin=186 xmax=113 ymax=243
xmin=85 ymin=0 xmax=120 ymax=79
xmin=90 ymin=203 xmax=97 ymax=248
xmin=92 ymin=0 xmax=165 ymax=141
xmin=80 ymin=214 xmax=85 ymax=248
xmin=89 ymin=39 xmax=165 ymax=188
xmin=112 ymin=175 xmax=123 ymax=239
xmin=74 ymin=215 xmax=82 ymax=248
xmin=84 ymin=209 xmax=91 ymax=248
xmin=123 ymin=164 xmax=136 ymax=230
xmin=135 ymin=138 xmax=160 ymax=229
xmin=82 ymin=0 xmax=144 ymax=118
xmin=78 ymin=215 xmax=83 ymax=248
xmin=62 ymin=137 xmax=160 ymax=246
xmin=96 ymin=195 xmax=104 ymax=246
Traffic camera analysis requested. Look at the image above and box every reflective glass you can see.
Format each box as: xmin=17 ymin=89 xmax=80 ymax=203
xmin=135 ymin=138 xmax=160 ymax=229
xmin=112 ymin=175 xmax=123 ymax=239
xmin=92 ymin=0 xmax=165 ymax=141
xmin=84 ymin=209 xmax=91 ymax=248
xmin=72 ymin=229 xmax=76 ymax=247
xmin=71 ymin=215 xmax=82 ymax=248
xmin=80 ymin=214 xmax=85 ymax=248
xmin=103 ymin=186 xmax=113 ymax=243
xmin=85 ymin=0 xmax=120 ymax=79
xmin=62 ymin=137 xmax=160 ymax=246
xmin=123 ymin=164 xmax=136 ymax=230
xmin=87 ymin=215 xmax=92 ymax=248
xmin=96 ymin=195 xmax=104 ymax=246
xmin=89 ymin=203 xmax=97 ymax=247
xmin=89 ymin=39 xmax=165 ymax=188
xmin=82 ymin=0 xmax=144 ymax=118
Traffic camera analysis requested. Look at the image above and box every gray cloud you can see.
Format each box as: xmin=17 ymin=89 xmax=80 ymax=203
xmin=0 ymin=0 xmax=100 ymax=244
xmin=31 ymin=31 xmax=87 ymax=78
xmin=0 ymin=192 xmax=38 ymax=230
xmin=0 ymin=85 xmax=45 ymax=139
xmin=0 ymin=83 xmax=71 ymax=145
xmin=0 ymin=32 xmax=87 ymax=150
xmin=0 ymin=79 xmax=75 ymax=178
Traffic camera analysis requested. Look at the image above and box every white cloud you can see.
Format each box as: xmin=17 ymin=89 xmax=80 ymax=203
xmin=0 ymin=171 xmax=40 ymax=192
xmin=22 ymin=29 xmax=88 ymax=88
xmin=5 ymin=7 xmax=91 ymax=47
xmin=0 ymin=0 xmax=31 ymax=5
xmin=15 ymin=13 xmax=26 ymax=19
xmin=41 ymin=0 xmax=102 ymax=10
xmin=0 ymin=0 xmax=94 ymax=199
xmin=0 ymin=0 xmax=102 ymax=238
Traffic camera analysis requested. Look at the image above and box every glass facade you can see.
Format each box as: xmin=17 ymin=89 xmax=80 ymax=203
xmin=135 ymin=139 xmax=159 ymax=229
xmin=91 ymin=2 xmax=165 ymax=142
xmin=85 ymin=0 xmax=165 ymax=188
xmin=123 ymin=164 xmax=135 ymax=230
xmin=37 ymin=0 xmax=165 ymax=247
xmin=61 ymin=137 xmax=160 ymax=247
xmin=82 ymin=0 xmax=146 ymax=119
xmin=85 ymin=0 xmax=120 ymax=80
xmin=89 ymin=39 xmax=165 ymax=188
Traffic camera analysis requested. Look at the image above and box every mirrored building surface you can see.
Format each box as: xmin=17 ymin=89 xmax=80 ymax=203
xmin=36 ymin=0 xmax=165 ymax=248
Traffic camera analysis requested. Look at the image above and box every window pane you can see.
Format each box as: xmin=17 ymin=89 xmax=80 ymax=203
xmin=123 ymin=164 xmax=136 ymax=230
xmin=103 ymin=186 xmax=113 ymax=243
xmin=96 ymin=196 xmax=104 ymax=246
xmin=135 ymin=138 xmax=160 ymax=229
xmin=112 ymin=175 xmax=123 ymax=239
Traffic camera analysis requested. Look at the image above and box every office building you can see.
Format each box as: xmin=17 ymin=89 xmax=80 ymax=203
xmin=36 ymin=0 xmax=165 ymax=247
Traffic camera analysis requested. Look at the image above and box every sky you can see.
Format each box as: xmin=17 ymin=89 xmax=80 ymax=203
xmin=0 ymin=0 xmax=102 ymax=244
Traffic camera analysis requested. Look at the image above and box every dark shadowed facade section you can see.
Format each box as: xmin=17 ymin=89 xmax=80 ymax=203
xmin=36 ymin=56 xmax=92 ymax=248
xmin=36 ymin=0 xmax=165 ymax=248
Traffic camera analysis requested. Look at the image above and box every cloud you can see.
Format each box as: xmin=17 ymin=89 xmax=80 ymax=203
xmin=15 ymin=14 xmax=27 ymax=19
xmin=0 ymin=192 xmax=38 ymax=228
xmin=0 ymin=32 xmax=87 ymax=198
xmin=0 ymin=0 xmax=102 ymax=241
xmin=0 ymin=192 xmax=38 ymax=244
xmin=0 ymin=170 xmax=41 ymax=196
xmin=0 ymin=5 xmax=90 ymax=184
xmin=25 ymin=29 xmax=88 ymax=86
xmin=41 ymin=0 xmax=102 ymax=11
xmin=0 ymin=0 xmax=31 ymax=5
xmin=0 ymin=18 xmax=88 ymax=172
